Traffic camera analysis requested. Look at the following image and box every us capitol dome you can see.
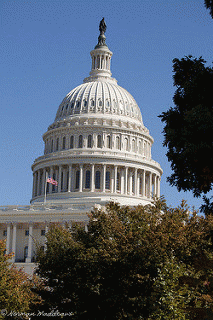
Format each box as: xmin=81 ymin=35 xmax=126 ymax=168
xmin=31 ymin=18 xmax=162 ymax=207
xmin=0 ymin=19 xmax=162 ymax=274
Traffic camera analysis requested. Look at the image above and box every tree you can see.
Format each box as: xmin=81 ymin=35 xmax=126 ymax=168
xmin=205 ymin=0 xmax=213 ymax=18
xmin=0 ymin=240 xmax=42 ymax=319
xmin=35 ymin=200 xmax=213 ymax=319
xmin=159 ymin=56 xmax=213 ymax=211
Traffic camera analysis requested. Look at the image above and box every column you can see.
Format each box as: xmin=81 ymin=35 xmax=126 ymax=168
xmin=134 ymin=168 xmax=138 ymax=196
xmin=91 ymin=164 xmax=95 ymax=192
xmin=129 ymin=171 xmax=132 ymax=195
xmin=125 ymin=167 xmax=128 ymax=195
xmin=68 ymin=165 xmax=72 ymax=192
xmin=137 ymin=172 xmax=140 ymax=197
xmin=58 ymin=166 xmax=62 ymax=192
xmin=120 ymin=168 xmax=125 ymax=194
xmin=149 ymin=172 xmax=152 ymax=199
xmin=49 ymin=167 xmax=53 ymax=193
xmin=79 ymin=165 xmax=83 ymax=192
xmin=11 ymin=224 xmax=17 ymax=262
xmin=114 ymin=166 xmax=117 ymax=193
xmin=26 ymin=225 xmax=33 ymax=263
xmin=157 ymin=176 xmax=161 ymax=198
xmin=37 ymin=170 xmax=41 ymax=196
xmin=110 ymin=166 xmax=114 ymax=193
xmin=142 ymin=170 xmax=145 ymax=197
xmin=42 ymin=168 xmax=46 ymax=195
xmin=32 ymin=173 xmax=36 ymax=197
xmin=154 ymin=174 xmax=157 ymax=197
xmin=6 ymin=224 xmax=11 ymax=254
xmin=102 ymin=164 xmax=106 ymax=192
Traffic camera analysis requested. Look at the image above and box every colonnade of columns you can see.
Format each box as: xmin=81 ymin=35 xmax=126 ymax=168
xmin=91 ymin=53 xmax=111 ymax=71
xmin=33 ymin=164 xmax=161 ymax=199
xmin=4 ymin=223 xmax=49 ymax=263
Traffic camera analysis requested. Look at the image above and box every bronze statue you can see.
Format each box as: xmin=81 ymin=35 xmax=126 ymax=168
xmin=99 ymin=18 xmax=106 ymax=35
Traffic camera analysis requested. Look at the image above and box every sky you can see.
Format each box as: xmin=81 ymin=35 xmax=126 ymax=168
xmin=0 ymin=0 xmax=212 ymax=212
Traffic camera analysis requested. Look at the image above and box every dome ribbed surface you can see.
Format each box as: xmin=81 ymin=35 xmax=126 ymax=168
xmin=55 ymin=81 xmax=143 ymax=124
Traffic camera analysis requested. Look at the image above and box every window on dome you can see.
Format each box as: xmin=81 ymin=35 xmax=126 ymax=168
xmin=71 ymin=102 xmax=74 ymax=109
xmin=95 ymin=171 xmax=100 ymax=189
xmin=107 ymin=135 xmax=111 ymax=149
xmin=76 ymin=101 xmax=80 ymax=108
xmin=24 ymin=246 xmax=28 ymax=260
xmin=66 ymin=104 xmax=68 ymax=110
xmin=85 ymin=170 xmax=90 ymax=189
xmin=87 ymin=135 xmax=92 ymax=148
xmin=124 ymin=137 xmax=128 ymax=151
xmin=84 ymin=100 xmax=87 ymax=107
xmin=105 ymin=171 xmax=110 ymax=190
xmin=62 ymin=137 xmax=66 ymax=150
xmin=132 ymin=139 xmax=136 ymax=153
xmin=97 ymin=135 xmax=102 ymax=148
xmin=91 ymin=100 xmax=95 ymax=106
xmin=70 ymin=136 xmax=74 ymax=149
xmin=116 ymin=136 xmax=120 ymax=150
xmin=78 ymin=135 xmax=83 ymax=148
xmin=75 ymin=170 xmax=80 ymax=189
xmin=56 ymin=138 xmax=59 ymax=151
xmin=139 ymin=140 xmax=142 ymax=154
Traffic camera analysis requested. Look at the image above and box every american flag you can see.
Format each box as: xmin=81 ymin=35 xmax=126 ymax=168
xmin=47 ymin=177 xmax=58 ymax=186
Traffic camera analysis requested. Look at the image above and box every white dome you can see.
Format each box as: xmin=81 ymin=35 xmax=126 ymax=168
xmin=55 ymin=81 xmax=143 ymax=124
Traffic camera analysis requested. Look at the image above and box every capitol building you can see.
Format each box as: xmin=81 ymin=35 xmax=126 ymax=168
xmin=0 ymin=19 xmax=162 ymax=274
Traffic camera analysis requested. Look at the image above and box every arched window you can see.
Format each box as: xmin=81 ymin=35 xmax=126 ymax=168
xmin=75 ymin=170 xmax=80 ymax=189
xmin=132 ymin=139 xmax=136 ymax=153
xmin=24 ymin=246 xmax=28 ymax=260
xmin=106 ymin=171 xmax=110 ymax=190
xmin=62 ymin=137 xmax=66 ymax=150
xmin=95 ymin=171 xmax=100 ymax=189
xmin=139 ymin=140 xmax=142 ymax=154
xmin=85 ymin=170 xmax=91 ymax=189
xmin=97 ymin=135 xmax=102 ymax=148
xmin=124 ymin=137 xmax=128 ymax=151
xmin=116 ymin=136 xmax=120 ymax=150
xmin=107 ymin=135 xmax=111 ymax=149
xmin=87 ymin=135 xmax=92 ymax=148
xmin=56 ymin=138 xmax=59 ymax=151
xmin=70 ymin=136 xmax=74 ymax=149
xmin=78 ymin=135 xmax=83 ymax=148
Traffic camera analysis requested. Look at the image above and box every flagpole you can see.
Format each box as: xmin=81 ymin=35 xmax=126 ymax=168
xmin=44 ymin=171 xmax=48 ymax=205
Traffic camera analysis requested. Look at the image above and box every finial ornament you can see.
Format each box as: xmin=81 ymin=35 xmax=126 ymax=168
xmin=99 ymin=18 xmax=106 ymax=35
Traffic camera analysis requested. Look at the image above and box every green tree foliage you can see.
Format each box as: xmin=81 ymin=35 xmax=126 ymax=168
xmin=35 ymin=200 xmax=213 ymax=319
xmin=159 ymin=56 xmax=213 ymax=203
xmin=0 ymin=240 xmax=42 ymax=319
xmin=205 ymin=0 xmax=213 ymax=18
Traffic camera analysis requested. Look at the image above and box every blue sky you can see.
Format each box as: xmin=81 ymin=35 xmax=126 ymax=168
xmin=1 ymin=0 xmax=212 ymax=211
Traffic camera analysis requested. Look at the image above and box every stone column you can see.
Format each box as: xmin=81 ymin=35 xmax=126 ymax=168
xmin=79 ymin=165 xmax=83 ymax=192
xmin=42 ymin=168 xmax=46 ymax=195
xmin=125 ymin=167 xmax=128 ymax=195
xmin=154 ymin=174 xmax=157 ymax=197
xmin=149 ymin=172 xmax=152 ymax=199
xmin=121 ymin=168 xmax=125 ymax=194
xmin=11 ymin=224 xmax=17 ymax=262
xmin=134 ymin=168 xmax=138 ymax=196
xmin=26 ymin=225 xmax=33 ymax=263
xmin=129 ymin=171 xmax=132 ymax=195
xmin=157 ymin=176 xmax=161 ymax=198
xmin=58 ymin=166 xmax=62 ymax=192
xmin=110 ymin=166 xmax=114 ymax=193
xmin=68 ymin=165 xmax=72 ymax=192
xmin=114 ymin=166 xmax=118 ymax=193
xmin=49 ymin=167 xmax=53 ymax=193
xmin=37 ymin=170 xmax=41 ymax=196
xmin=137 ymin=172 xmax=140 ymax=197
xmin=32 ymin=172 xmax=36 ymax=197
xmin=102 ymin=164 xmax=106 ymax=192
xmin=6 ymin=224 xmax=11 ymax=254
xmin=91 ymin=164 xmax=95 ymax=192
xmin=142 ymin=170 xmax=145 ymax=197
